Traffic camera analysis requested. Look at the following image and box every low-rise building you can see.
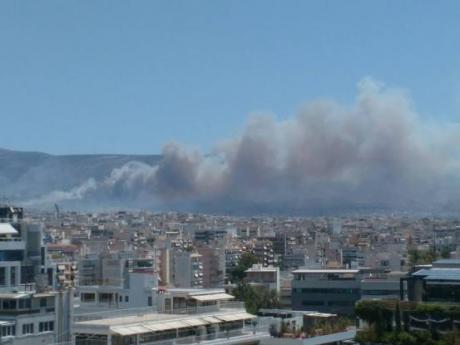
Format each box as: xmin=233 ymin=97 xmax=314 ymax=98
xmin=404 ymin=259 xmax=460 ymax=303
xmin=73 ymin=292 xmax=267 ymax=345
xmin=291 ymin=269 xmax=361 ymax=315
xmin=245 ymin=264 xmax=280 ymax=293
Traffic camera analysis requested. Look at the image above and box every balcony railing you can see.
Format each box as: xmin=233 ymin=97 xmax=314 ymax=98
xmin=165 ymin=301 xmax=245 ymax=315
xmin=74 ymin=301 xmax=247 ymax=322
xmin=144 ymin=327 xmax=269 ymax=345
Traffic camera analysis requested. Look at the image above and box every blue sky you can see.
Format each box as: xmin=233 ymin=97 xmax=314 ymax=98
xmin=1 ymin=1 xmax=459 ymax=155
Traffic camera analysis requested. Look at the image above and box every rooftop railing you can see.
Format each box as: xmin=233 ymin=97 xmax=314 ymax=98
xmin=73 ymin=301 xmax=247 ymax=322
xmin=146 ymin=327 xmax=269 ymax=345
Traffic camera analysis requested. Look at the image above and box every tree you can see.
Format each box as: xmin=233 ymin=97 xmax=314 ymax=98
xmin=395 ymin=302 xmax=402 ymax=333
xmin=228 ymin=253 xmax=259 ymax=283
xmin=355 ymin=300 xmax=393 ymax=339
xmin=408 ymin=248 xmax=438 ymax=266
xmin=440 ymin=246 xmax=451 ymax=259
xmin=233 ymin=283 xmax=279 ymax=314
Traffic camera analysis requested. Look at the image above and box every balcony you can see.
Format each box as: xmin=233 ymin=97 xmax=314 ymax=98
xmin=0 ymin=238 xmax=25 ymax=250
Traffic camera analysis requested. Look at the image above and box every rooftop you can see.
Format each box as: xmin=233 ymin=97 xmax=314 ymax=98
xmin=245 ymin=264 xmax=278 ymax=273
xmin=293 ymin=269 xmax=360 ymax=274
xmin=412 ymin=268 xmax=460 ymax=281
xmin=433 ymin=259 xmax=460 ymax=266
xmin=75 ymin=310 xmax=256 ymax=336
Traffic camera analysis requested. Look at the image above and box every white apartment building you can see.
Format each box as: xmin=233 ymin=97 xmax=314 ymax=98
xmin=73 ymin=291 xmax=267 ymax=345
xmin=244 ymin=264 xmax=280 ymax=293
xmin=77 ymin=257 xmax=158 ymax=312
xmin=0 ymin=206 xmax=73 ymax=345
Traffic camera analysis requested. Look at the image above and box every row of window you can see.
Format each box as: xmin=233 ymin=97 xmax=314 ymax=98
xmin=294 ymin=274 xmax=356 ymax=281
xmin=1 ymin=321 xmax=54 ymax=337
xmin=0 ymin=297 xmax=48 ymax=310
xmin=293 ymin=288 xmax=360 ymax=294
xmin=39 ymin=321 xmax=54 ymax=333
xmin=301 ymin=300 xmax=356 ymax=306
xmin=2 ymin=325 xmax=15 ymax=337
xmin=119 ymin=295 xmax=129 ymax=303
xmin=22 ymin=323 xmax=34 ymax=335
xmin=361 ymin=289 xmax=400 ymax=295
xmin=0 ymin=266 xmax=17 ymax=286
xmin=80 ymin=293 xmax=130 ymax=303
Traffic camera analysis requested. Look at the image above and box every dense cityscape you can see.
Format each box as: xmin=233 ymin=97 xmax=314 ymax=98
xmin=0 ymin=205 xmax=459 ymax=344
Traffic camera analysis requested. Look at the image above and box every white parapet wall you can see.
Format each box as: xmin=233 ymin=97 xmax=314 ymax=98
xmin=261 ymin=328 xmax=356 ymax=345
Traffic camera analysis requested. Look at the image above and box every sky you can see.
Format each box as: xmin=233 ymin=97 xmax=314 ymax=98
xmin=1 ymin=1 xmax=460 ymax=155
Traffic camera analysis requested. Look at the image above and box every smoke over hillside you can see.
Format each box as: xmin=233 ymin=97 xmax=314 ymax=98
xmin=16 ymin=79 xmax=460 ymax=214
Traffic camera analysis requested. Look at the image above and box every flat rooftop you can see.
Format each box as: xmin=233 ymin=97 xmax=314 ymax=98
xmin=75 ymin=310 xmax=256 ymax=336
xmin=413 ymin=268 xmax=460 ymax=281
xmin=292 ymin=269 xmax=360 ymax=274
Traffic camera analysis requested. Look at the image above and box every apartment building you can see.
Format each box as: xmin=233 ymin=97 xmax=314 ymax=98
xmin=244 ymin=264 xmax=280 ymax=293
xmin=73 ymin=291 xmax=267 ymax=345
xmin=197 ymin=245 xmax=226 ymax=288
xmin=172 ymin=251 xmax=203 ymax=288
xmin=77 ymin=256 xmax=158 ymax=311
xmin=0 ymin=206 xmax=73 ymax=345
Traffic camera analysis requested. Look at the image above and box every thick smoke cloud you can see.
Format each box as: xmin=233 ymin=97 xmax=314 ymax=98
xmin=26 ymin=79 xmax=460 ymax=213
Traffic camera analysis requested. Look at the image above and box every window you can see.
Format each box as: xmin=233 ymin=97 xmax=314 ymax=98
xmin=0 ymin=267 xmax=5 ymax=286
xmin=302 ymin=300 xmax=324 ymax=306
xmin=22 ymin=323 xmax=34 ymax=335
xmin=148 ymin=296 xmax=152 ymax=306
xmin=1 ymin=325 xmax=16 ymax=337
xmin=327 ymin=300 xmax=355 ymax=306
xmin=81 ymin=293 xmax=96 ymax=302
xmin=10 ymin=267 xmax=16 ymax=286
xmin=362 ymin=289 xmax=400 ymax=296
xmin=119 ymin=295 xmax=122 ymax=302
xmin=39 ymin=321 xmax=54 ymax=333
xmin=40 ymin=298 xmax=47 ymax=307
xmin=300 ymin=288 xmax=359 ymax=294
xmin=125 ymin=295 xmax=129 ymax=302
xmin=19 ymin=298 xmax=31 ymax=309
xmin=99 ymin=293 xmax=112 ymax=303
xmin=2 ymin=299 xmax=17 ymax=310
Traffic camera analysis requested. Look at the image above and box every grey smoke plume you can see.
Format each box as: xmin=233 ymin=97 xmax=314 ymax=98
xmin=26 ymin=79 xmax=460 ymax=213
xmin=22 ymin=178 xmax=98 ymax=207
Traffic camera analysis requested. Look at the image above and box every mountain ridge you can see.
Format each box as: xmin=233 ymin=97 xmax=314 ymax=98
xmin=0 ymin=147 xmax=162 ymax=201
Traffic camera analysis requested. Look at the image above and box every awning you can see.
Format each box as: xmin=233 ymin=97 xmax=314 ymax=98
xmin=111 ymin=325 xmax=151 ymax=336
xmin=200 ymin=316 xmax=222 ymax=324
xmin=184 ymin=319 xmax=207 ymax=327
xmin=144 ymin=320 xmax=189 ymax=332
xmin=0 ymin=321 xmax=14 ymax=326
xmin=216 ymin=312 xmax=256 ymax=322
xmin=0 ymin=293 xmax=30 ymax=299
xmin=111 ymin=326 xmax=133 ymax=336
xmin=191 ymin=293 xmax=235 ymax=302
xmin=34 ymin=292 xmax=56 ymax=298
xmin=0 ymin=223 xmax=18 ymax=235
